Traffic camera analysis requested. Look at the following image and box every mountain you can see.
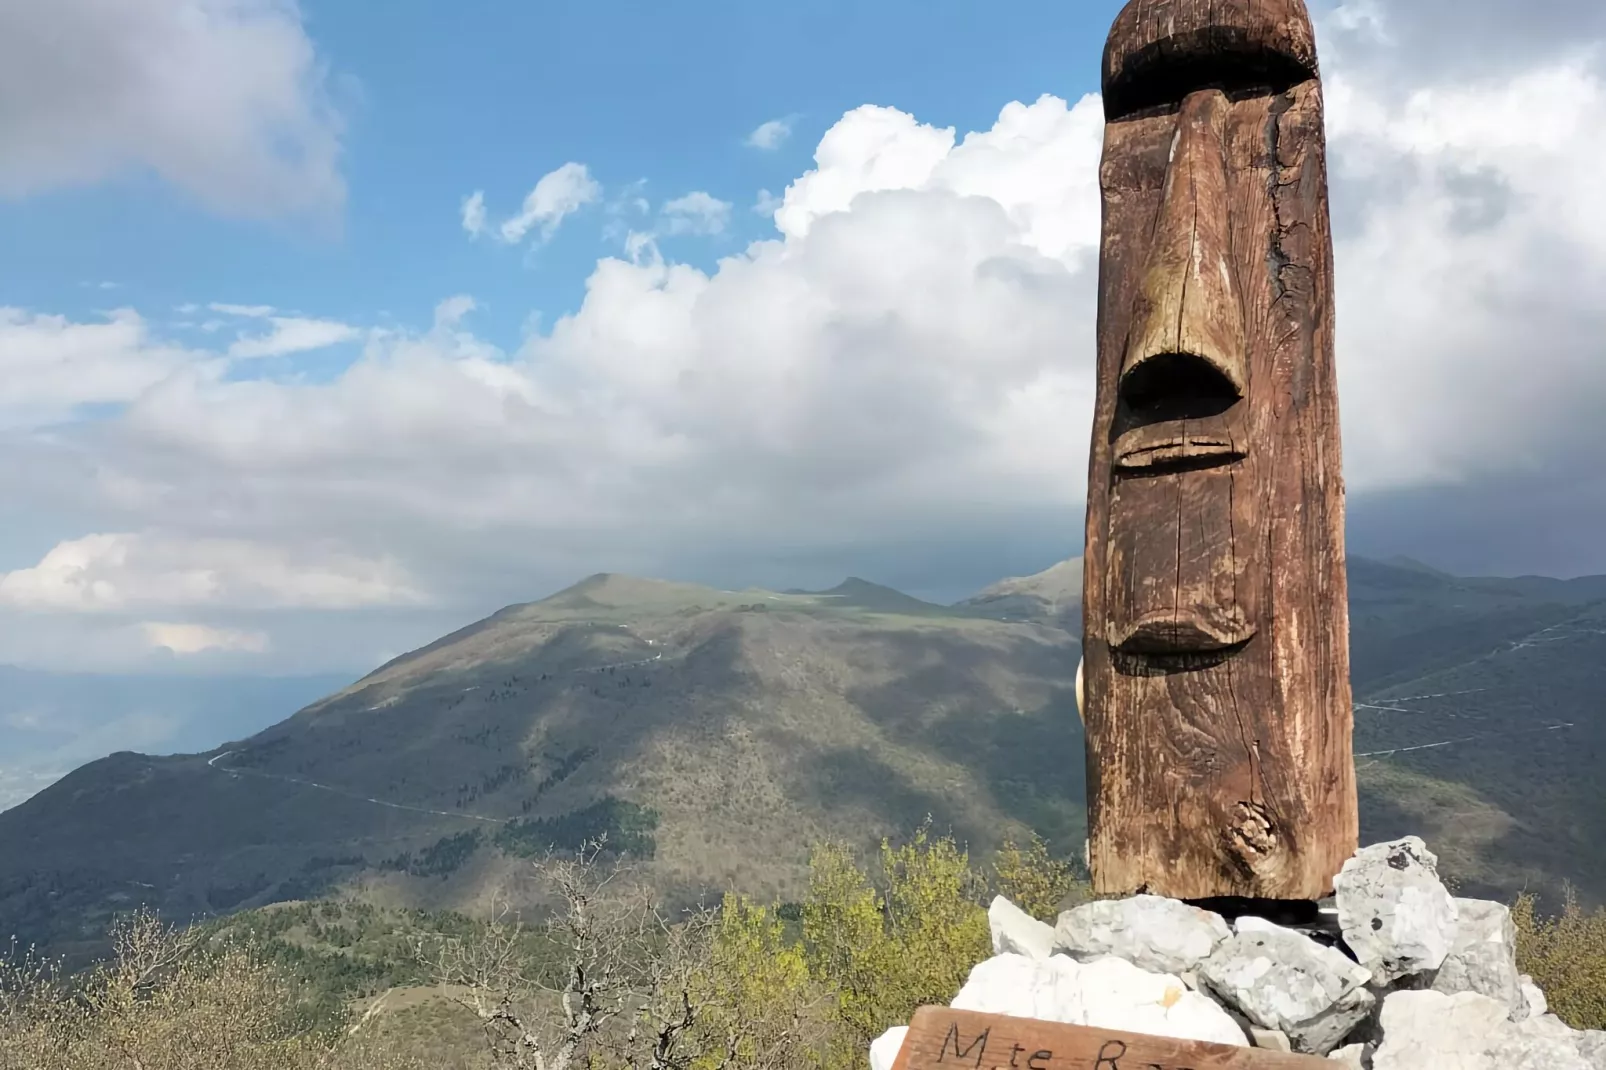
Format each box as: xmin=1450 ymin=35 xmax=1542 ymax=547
xmin=1345 ymin=556 xmax=1606 ymax=694
xmin=0 ymin=573 xmax=1083 ymax=963
xmin=2 ymin=556 xmax=1603 ymax=965
xmin=1347 ymin=569 xmax=1606 ymax=903
xmin=957 ymin=557 xmax=1084 ymax=627
xmin=0 ymin=667 xmax=351 ymax=812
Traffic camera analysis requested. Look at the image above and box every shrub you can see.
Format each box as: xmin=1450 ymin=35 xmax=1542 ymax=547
xmin=991 ymin=832 xmax=1089 ymax=920
xmin=1513 ymin=887 xmax=1606 ymax=1030
xmin=691 ymin=894 xmax=823 ymax=1070
xmin=802 ymin=822 xmax=990 ymax=1063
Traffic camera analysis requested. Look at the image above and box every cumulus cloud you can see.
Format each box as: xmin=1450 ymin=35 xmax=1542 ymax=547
xmin=0 ymin=533 xmax=423 ymax=612
xmin=661 ymin=191 xmax=733 ymax=235
xmin=746 ymin=118 xmax=793 ymax=150
xmin=0 ymin=0 xmax=344 ymax=218
xmin=8 ymin=3 xmax=1606 ymax=671
xmin=497 ymin=162 xmax=602 ymax=244
xmin=1320 ymin=18 xmax=1606 ymax=489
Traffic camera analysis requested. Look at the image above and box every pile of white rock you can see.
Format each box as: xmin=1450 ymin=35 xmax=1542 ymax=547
xmin=870 ymin=838 xmax=1605 ymax=1070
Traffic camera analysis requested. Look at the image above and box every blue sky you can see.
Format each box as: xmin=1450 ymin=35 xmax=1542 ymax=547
xmin=2 ymin=0 xmax=1606 ymax=684
xmin=0 ymin=0 xmax=1114 ymax=350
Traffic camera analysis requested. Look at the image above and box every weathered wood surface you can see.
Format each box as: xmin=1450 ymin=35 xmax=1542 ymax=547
xmin=1082 ymin=0 xmax=1357 ymax=900
xmin=888 ymin=1006 xmax=1334 ymax=1070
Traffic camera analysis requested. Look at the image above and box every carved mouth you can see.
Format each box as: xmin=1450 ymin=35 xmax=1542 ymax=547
xmin=1113 ymin=418 xmax=1244 ymax=471
xmin=1111 ymin=608 xmax=1255 ymax=655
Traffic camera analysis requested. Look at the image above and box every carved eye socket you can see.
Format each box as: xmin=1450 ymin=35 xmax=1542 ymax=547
xmin=1103 ymin=33 xmax=1314 ymax=120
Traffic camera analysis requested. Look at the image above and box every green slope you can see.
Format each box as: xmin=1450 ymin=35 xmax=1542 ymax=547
xmin=0 ymin=573 xmax=1083 ymax=962
xmin=3 ymin=557 xmax=1604 ymax=965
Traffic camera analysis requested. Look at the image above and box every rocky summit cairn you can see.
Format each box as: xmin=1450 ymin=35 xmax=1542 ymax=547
xmin=870 ymin=839 xmax=1606 ymax=1070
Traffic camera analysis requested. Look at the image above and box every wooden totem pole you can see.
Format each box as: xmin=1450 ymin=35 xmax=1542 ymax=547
xmin=1082 ymin=0 xmax=1358 ymax=901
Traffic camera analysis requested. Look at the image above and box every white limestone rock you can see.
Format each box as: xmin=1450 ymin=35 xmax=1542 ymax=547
xmin=1328 ymin=1043 xmax=1368 ymax=1070
xmin=989 ymin=895 xmax=1057 ymax=961
xmin=1492 ymin=1024 xmax=1595 ymax=1070
xmin=1077 ymin=957 xmax=1250 ymax=1047
xmin=1054 ymin=894 xmax=1232 ymax=976
xmin=1432 ymin=898 xmax=1522 ymax=1013
xmin=1335 ymin=838 xmax=1459 ymax=986
xmin=1235 ymin=915 xmax=1285 ymax=935
xmin=950 ymin=953 xmax=1082 ymax=1023
xmin=1576 ymin=1030 xmax=1606 ymax=1070
xmin=869 ymin=1026 xmax=908 ymax=1070
xmin=1198 ymin=917 xmax=1376 ymax=1055
xmin=1373 ymin=990 xmax=1595 ymax=1070
xmin=950 ymin=952 xmax=1248 ymax=1048
xmin=1516 ymin=976 xmax=1548 ymax=1021
xmin=1250 ymin=1027 xmax=1294 ymax=1051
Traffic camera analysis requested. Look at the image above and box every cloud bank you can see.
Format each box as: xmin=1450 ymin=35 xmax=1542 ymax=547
xmin=4 ymin=2 xmax=1606 ymax=671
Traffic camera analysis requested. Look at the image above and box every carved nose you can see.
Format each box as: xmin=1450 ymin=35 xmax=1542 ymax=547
xmin=1121 ymin=89 xmax=1248 ymax=412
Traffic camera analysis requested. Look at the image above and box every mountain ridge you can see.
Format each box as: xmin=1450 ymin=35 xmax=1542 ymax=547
xmin=2 ymin=554 xmax=1602 ymax=965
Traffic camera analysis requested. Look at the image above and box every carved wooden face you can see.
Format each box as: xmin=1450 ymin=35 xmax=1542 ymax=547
xmin=1094 ymin=0 xmax=1323 ymax=662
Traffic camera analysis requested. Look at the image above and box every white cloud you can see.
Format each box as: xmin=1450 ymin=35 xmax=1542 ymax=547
xmin=141 ymin=621 xmax=269 ymax=655
xmin=0 ymin=533 xmax=423 ymax=612
xmin=433 ymin=295 xmax=476 ymax=329
xmin=227 ymin=316 xmax=361 ymax=360
xmin=773 ymin=104 xmax=956 ymax=240
xmin=752 ymin=188 xmax=783 ymax=217
xmin=1318 ymin=16 xmax=1606 ymax=489
xmin=209 ymin=303 xmax=275 ymax=318
xmin=497 ymin=162 xmax=602 ymax=244
xmin=0 ymin=0 xmax=345 ymax=219
xmin=461 ymin=190 xmax=487 ymax=238
xmin=9 ymin=26 xmax=1606 ymax=668
xmin=746 ymin=118 xmax=793 ymax=150
xmin=661 ymin=191 xmax=733 ymax=236
xmin=0 ymin=307 xmax=204 ymax=425
xmin=32 ymin=95 xmax=1105 ymax=589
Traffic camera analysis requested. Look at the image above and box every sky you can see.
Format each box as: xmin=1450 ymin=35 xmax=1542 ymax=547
xmin=2 ymin=0 xmax=1605 ymax=679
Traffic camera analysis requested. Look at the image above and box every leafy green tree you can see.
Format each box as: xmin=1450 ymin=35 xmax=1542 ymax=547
xmin=690 ymin=894 xmax=822 ymax=1070
xmin=802 ymin=822 xmax=989 ymax=1063
xmin=990 ymin=832 xmax=1088 ymax=921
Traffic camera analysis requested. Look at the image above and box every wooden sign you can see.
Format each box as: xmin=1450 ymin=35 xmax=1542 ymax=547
xmin=1080 ymin=0 xmax=1358 ymax=900
xmin=888 ymin=1007 xmax=1334 ymax=1070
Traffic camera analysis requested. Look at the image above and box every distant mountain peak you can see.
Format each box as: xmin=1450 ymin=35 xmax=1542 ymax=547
xmin=808 ymin=577 xmax=952 ymax=614
xmin=1382 ymin=555 xmax=1455 ymax=578
xmin=959 ymin=557 xmax=1084 ymax=625
xmin=533 ymin=572 xmax=722 ymax=610
xmin=821 ymin=577 xmax=891 ymax=594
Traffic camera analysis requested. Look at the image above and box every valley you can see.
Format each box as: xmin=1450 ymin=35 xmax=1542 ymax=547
xmin=1 ymin=556 xmax=1602 ymax=964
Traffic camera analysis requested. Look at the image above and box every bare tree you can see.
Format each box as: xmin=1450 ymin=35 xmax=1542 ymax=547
xmin=425 ymin=838 xmax=721 ymax=1070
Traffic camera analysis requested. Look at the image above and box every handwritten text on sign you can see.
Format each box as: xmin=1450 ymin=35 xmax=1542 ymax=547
xmin=888 ymin=1007 xmax=1335 ymax=1070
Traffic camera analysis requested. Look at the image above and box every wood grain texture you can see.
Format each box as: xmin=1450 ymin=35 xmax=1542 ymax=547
xmin=1104 ymin=0 xmax=1319 ymax=120
xmin=1082 ymin=0 xmax=1356 ymax=901
xmin=888 ymin=1006 xmax=1334 ymax=1070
